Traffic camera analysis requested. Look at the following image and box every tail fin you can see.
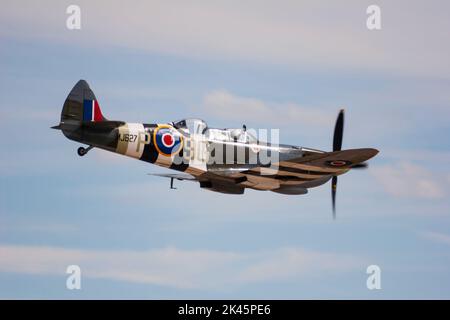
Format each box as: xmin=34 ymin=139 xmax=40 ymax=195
xmin=60 ymin=80 xmax=107 ymax=124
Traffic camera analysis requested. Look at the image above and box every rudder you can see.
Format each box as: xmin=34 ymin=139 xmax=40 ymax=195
xmin=61 ymin=80 xmax=106 ymax=125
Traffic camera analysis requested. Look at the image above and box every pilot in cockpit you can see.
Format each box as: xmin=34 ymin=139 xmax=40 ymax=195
xmin=229 ymin=124 xmax=258 ymax=144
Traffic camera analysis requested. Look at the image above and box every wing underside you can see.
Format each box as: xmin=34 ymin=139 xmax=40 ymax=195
xmin=220 ymin=148 xmax=378 ymax=192
xmin=149 ymin=148 xmax=378 ymax=194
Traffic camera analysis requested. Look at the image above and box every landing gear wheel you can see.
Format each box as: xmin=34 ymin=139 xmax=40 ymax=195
xmin=77 ymin=147 xmax=87 ymax=157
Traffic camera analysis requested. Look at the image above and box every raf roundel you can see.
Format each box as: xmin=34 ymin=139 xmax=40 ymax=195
xmin=325 ymin=160 xmax=352 ymax=167
xmin=162 ymin=133 xmax=175 ymax=148
xmin=153 ymin=125 xmax=183 ymax=156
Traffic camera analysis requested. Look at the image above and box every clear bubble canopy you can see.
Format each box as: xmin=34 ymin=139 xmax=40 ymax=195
xmin=172 ymin=118 xmax=257 ymax=143
xmin=172 ymin=118 xmax=208 ymax=135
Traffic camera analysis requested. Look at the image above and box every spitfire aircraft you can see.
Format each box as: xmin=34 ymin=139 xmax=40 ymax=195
xmin=52 ymin=80 xmax=378 ymax=218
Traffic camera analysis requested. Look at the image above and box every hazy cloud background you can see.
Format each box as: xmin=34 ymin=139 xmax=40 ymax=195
xmin=0 ymin=0 xmax=450 ymax=298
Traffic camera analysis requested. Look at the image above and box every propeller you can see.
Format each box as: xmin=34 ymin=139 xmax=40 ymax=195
xmin=331 ymin=176 xmax=337 ymax=219
xmin=330 ymin=109 xmax=372 ymax=218
xmin=331 ymin=109 xmax=344 ymax=219
xmin=333 ymin=109 xmax=344 ymax=152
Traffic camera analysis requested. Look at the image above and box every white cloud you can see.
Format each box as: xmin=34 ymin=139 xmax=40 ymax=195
xmin=0 ymin=245 xmax=361 ymax=289
xmin=421 ymin=231 xmax=450 ymax=246
xmin=1 ymin=1 xmax=450 ymax=77
xmin=236 ymin=248 xmax=360 ymax=283
xmin=371 ymin=162 xmax=446 ymax=199
xmin=202 ymin=90 xmax=333 ymax=128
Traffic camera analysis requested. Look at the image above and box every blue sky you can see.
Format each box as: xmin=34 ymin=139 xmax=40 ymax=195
xmin=1 ymin=0 xmax=450 ymax=299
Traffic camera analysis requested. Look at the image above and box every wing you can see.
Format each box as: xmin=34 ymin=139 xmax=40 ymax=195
xmin=215 ymin=148 xmax=378 ymax=192
xmin=149 ymin=171 xmax=246 ymax=194
xmin=274 ymin=148 xmax=379 ymax=173
xmin=149 ymin=148 xmax=378 ymax=193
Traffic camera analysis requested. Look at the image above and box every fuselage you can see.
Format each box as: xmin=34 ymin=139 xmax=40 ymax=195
xmin=62 ymin=120 xmax=322 ymax=173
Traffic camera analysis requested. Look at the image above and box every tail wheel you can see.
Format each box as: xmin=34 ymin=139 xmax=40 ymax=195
xmin=77 ymin=147 xmax=87 ymax=157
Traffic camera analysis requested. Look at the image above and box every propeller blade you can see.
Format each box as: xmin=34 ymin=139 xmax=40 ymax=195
xmin=333 ymin=109 xmax=345 ymax=152
xmin=352 ymin=162 xmax=369 ymax=169
xmin=332 ymin=176 xmax=337 ymax=220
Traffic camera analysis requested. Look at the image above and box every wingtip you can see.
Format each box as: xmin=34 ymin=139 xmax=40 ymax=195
xmin=369 ymin=148 xmax=380 ymax=157
xmin=357 ymin=148 xmax=379 ymax=159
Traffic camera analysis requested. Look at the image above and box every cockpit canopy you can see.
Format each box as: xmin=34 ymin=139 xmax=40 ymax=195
xmin=172 ymin=118 xmax=257 ymax=144
xmin=207 ymin=128 xmax=257 ymax=144
xmin=173 ymin=118 xmax=208 ymax=135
